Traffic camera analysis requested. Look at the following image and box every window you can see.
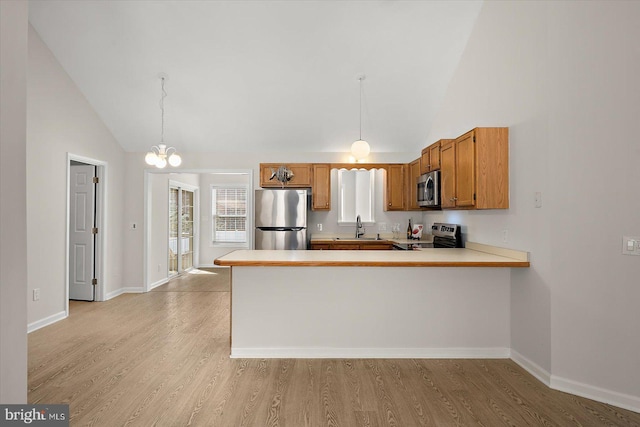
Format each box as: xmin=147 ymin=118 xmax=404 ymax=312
xmin=212 ymin=186 xmax=247 ymax=244
xmin=337 ymin=169 xmax=375 ymax=223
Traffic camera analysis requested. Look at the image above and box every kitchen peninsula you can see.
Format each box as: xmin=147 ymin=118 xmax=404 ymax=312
xmin=214 ymin=243 xmax=529 ymax=358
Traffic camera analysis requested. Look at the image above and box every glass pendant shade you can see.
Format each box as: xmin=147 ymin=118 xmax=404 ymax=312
xmin=351 ymin=139 xmax=370 ymax=160
xmin=168 ymin=153 xmax=182 ymax=167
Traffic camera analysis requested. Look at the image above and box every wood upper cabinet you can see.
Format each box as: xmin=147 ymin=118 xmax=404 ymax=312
xmin=420 ymin=140 xmax=448 ymax=174
xmin=406 ymin=158 xmax=422 ymax=210
xmin=440 ymin=128 xmax=509 ymax=209
xmin=260 ymin=163 xmax=312 ymax=188
xmin=384 ymin=164 xmax=406 ymax=211
xmin=311 ymin=164 xmax=331 ymax=211
xmin=440 ymin=140 xmax=456 ymax=209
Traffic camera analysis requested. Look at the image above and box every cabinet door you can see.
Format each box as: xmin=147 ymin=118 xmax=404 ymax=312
xmin=455 ymin=131 xmax=476 ymax=207
xmin=310 ymin=243 xmax=331 ymax=250
xmin=429 ymin=142 xmax=442 ymax=171
xmin=311 ymin=164 xmax=331 ymax=210
xmin=332 ymin=243 xmax=361 ymax=250
xmin=440 ymin=140 xmax=456 ymax=208
xmin=420 ymin=148 xmax=430 ymax=175
xmin=260 ymin=164 xmax=311 ymax=187
xmin=407 ymin=158 xmax=422 ymax=210
xmin=384 ymin=165 xmax=406 ymax=211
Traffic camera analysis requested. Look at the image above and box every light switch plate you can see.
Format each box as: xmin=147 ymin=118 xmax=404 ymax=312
xmin=622 ymin=236 xmax=640 ymax=255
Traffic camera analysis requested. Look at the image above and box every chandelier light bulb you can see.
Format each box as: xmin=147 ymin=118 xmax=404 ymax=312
xmin=145 ymin=151 xmax=158 ymax=165
xmin=168 ymin=153 xmax=182 ymax=167
xmin=155 ymin=157 xmax=167 ymax=169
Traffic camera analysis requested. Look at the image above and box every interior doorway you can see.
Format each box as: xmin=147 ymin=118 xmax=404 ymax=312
xmin=66 ymin=154 xmax=106 ymax=307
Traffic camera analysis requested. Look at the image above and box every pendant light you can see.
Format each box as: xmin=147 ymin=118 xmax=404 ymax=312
xmin=351 ymin=74 xmax=370 ymax=161
xmin=145 ymin=74 xmax=182 ymax=168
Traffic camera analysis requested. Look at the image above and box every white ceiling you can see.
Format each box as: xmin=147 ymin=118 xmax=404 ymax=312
xmin=28 ymin=1 xmax=483 ymax=154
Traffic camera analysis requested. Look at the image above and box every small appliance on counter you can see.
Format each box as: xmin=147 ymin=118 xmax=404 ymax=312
xmin=431 ymin=223 xmax=463 ymax=248
xmin=255 ymin=189 xmax=307 ymax=250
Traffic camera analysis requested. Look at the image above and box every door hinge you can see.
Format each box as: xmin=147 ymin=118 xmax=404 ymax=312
xmin=92 ymin=227 xmax=98 ymax=234
xmin=93 ymin=176 xmax=99 ymax=184
xmin=92 ymin=278 xmax=97 ymax=286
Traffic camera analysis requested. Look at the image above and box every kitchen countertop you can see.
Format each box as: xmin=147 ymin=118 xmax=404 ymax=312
xmin=214 ymin=242 xmax=530 ymax=267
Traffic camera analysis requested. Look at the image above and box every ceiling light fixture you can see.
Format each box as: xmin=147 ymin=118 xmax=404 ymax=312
xmin=351 ymin=74 xmax=370 ymax=162
xmin=145 ymin=74 xmax=181 ymax=168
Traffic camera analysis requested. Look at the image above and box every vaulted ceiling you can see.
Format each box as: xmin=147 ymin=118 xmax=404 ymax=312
xmin=28 ymin=1 xmax=483 ymax=154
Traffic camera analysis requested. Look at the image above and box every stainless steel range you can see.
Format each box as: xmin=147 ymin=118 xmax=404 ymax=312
xmin=431 ymin=223 xmax=463 ymax=248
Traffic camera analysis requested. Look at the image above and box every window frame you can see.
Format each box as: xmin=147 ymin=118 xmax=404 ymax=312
xmin=211 ymin=184 xmax=249 ymax=247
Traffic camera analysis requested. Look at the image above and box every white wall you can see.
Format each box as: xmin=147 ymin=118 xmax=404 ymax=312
xmin=424 ymin=0 xmax=640 ymax=410
xmin=0 ymin=0 xmax=28 ymax=404
xmin=27 ymin=27 xmax=126 ymax=322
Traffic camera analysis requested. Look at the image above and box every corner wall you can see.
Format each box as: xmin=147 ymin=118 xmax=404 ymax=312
xmin=27 ymin=26 xmax=126 ymax=325
xmin=0 ymin=0 xmax=29 ymax=403
xmin=424 ymin=0 xmax=640 ymax=410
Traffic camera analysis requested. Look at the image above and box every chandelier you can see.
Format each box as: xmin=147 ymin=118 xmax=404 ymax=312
xmin=145 ymin=75 xmax=181 ymax=168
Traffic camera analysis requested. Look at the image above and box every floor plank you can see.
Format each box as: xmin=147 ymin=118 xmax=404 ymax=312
xmin=28 ymin=267 xmax=640 ymax=426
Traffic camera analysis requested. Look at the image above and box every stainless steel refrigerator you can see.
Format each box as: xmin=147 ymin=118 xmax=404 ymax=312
xmin=255 ymin=189 xmax=307 ymax=250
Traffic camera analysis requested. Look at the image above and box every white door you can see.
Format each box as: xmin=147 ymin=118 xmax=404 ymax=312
xmin=69 ymin=164 xmax=96 ymax=301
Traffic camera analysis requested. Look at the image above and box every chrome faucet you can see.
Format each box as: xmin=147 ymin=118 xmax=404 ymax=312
xmin=355 ymin=214 xmax=365 ymax=238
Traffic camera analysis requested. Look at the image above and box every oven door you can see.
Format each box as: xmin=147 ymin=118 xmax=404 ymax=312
xmin=417 ymin=171 xmax=440 ymax=207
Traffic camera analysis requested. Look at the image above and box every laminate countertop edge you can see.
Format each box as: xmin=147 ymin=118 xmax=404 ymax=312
xmin=214 ymin=243 xmax=530 ymax=268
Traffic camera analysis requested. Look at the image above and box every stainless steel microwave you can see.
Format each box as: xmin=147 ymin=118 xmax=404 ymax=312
xmin=417 ymin=170 xmax=440 ymax=207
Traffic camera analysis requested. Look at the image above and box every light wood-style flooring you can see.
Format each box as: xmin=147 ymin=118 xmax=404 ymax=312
xmin=29 ymin=268 xmax=640 ymax=426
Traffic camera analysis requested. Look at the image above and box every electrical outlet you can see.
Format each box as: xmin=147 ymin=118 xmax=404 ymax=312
xmin=157 ymin=264 xmax=162 ymax=272
xmin=33 ymin=288 xmax=40 ymax=301
xmin=623 ymin=236 xmax=640 ymax=256
xmin=502 ymin=229 xmax=508 ymax=243
xmin=534 ymin=192 xmax=542 ymax=208
xmin=378 ymin=223 xmax=387 ymax=232
xmin=316 ymin=223 xmax=323 ymax=231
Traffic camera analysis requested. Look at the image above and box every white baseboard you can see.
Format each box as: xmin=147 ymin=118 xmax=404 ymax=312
xmin=510 ymin=349 xmax=551 ymax=387
xmin=231 ymin=347 xmax=511 ymax=359
xmin=106 ymin=287 xmax=144 ymax=300
xmin=28 ymin=311 xmax=67 ymax=333
xmin=196 ymin=264 xmax=228 ymax=269
xmin=148 ymin=278 xmax=168 ymax=291
xmin=550 ymin=375 xmax=640 ymax=414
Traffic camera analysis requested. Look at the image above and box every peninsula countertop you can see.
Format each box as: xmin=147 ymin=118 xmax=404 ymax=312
xmin=214 ymin=242 xmax=530 ymax=268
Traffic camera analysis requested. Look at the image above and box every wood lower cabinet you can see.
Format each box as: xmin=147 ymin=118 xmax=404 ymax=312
xmin=311 ymin=164 xmax=331 ymax=210
xmin=384 ymin=164 xmax=406 ymax=211
xmin=310 ymin=241 xmax=393 ymax=250
xmin=260 ymin=163 xmax=312 ymax=188
xmin=440 ymin=128 xmax=509 ymax=209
